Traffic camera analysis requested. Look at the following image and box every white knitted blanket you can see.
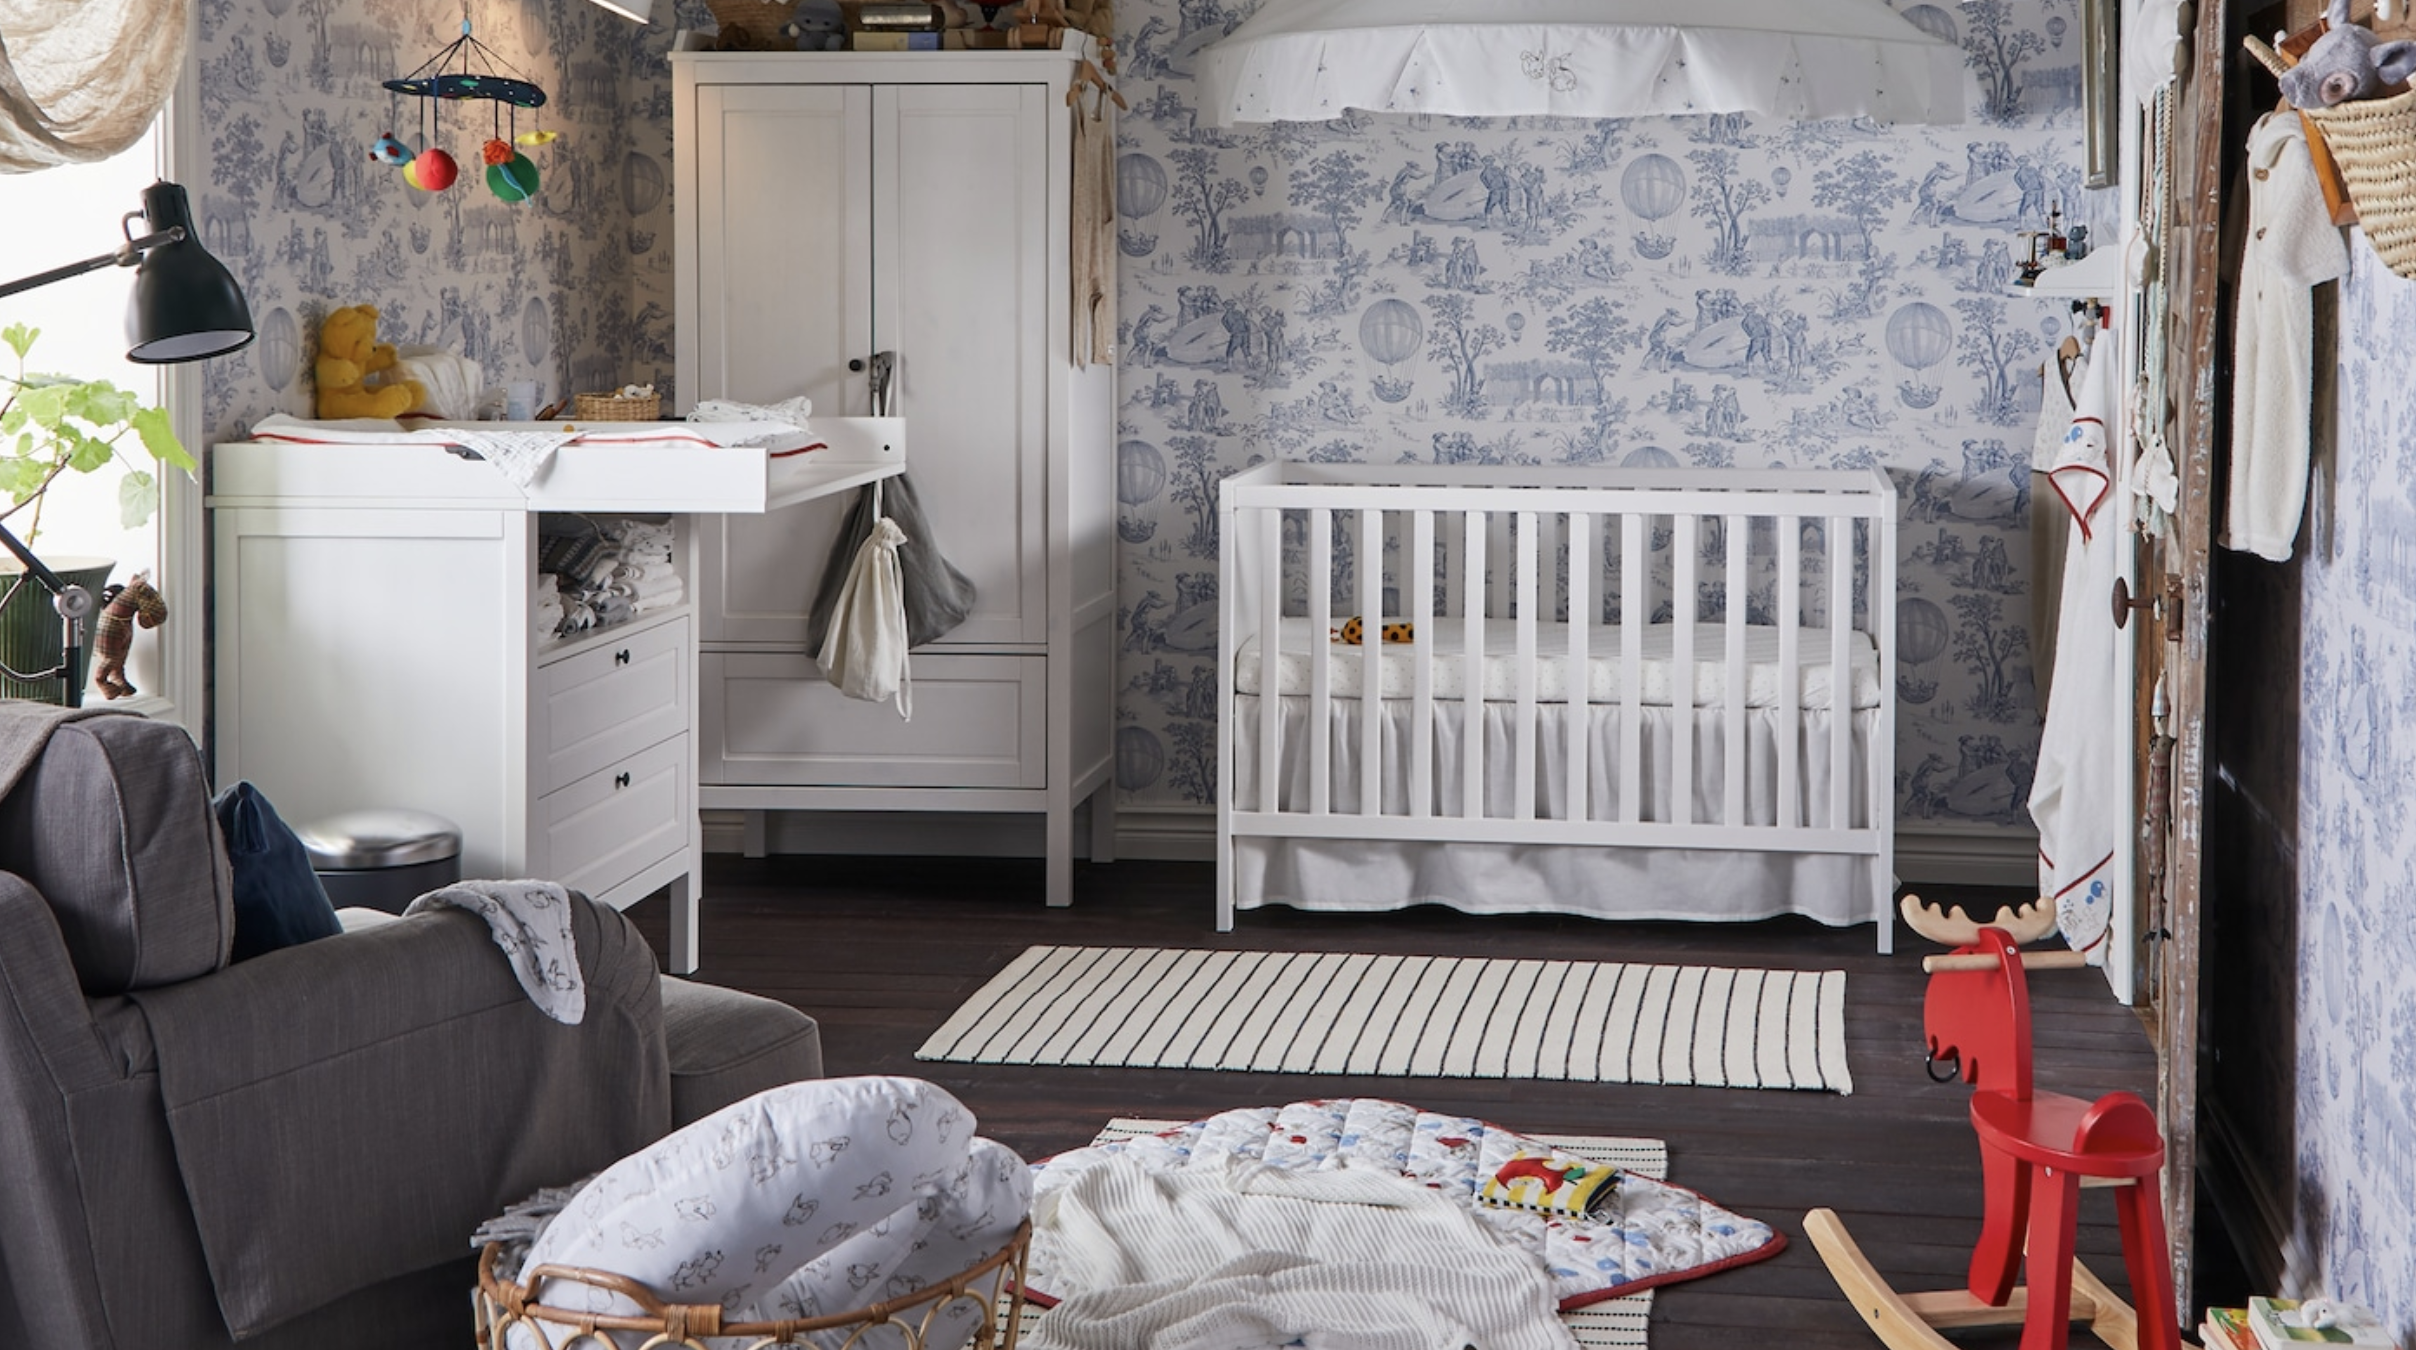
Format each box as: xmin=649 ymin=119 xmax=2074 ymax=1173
xmin=1027 ymin=1155 xmax=1575 ymax=1350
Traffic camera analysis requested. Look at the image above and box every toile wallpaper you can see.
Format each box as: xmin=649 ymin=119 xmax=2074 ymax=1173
xmin=1102 ymin=0 xmax=2095 ymax=822
xmin=2286 ymin=234 xmax=2416 ymax=1333
xmin=192 ymin=0 xmax=681 ymax=444
xmin=199 ymin=0 xmax=2090 ymax=833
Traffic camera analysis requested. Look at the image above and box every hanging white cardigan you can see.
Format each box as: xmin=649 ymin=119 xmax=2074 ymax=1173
xmin=2029 ymin=342 xmax=2125 ymax=963
xmin=2223 ymin=111 xmax=2349 ymax=562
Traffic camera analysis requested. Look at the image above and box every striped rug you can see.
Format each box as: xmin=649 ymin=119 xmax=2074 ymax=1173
xmin=1006 ymin=1119 xmax=1662 ymax=1349
xmin=919 ymin=945 xmax=1852 ymax=1093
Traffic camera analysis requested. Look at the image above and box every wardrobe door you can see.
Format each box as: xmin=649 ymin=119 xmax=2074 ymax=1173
xmin=873 ymin=82 xmax=1051 ymax=648
xmin=690 ymin=81 xmax=874 ymax=647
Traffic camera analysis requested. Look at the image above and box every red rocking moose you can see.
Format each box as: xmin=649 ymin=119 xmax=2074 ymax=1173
xmin=1806 ymin=895 xmax=2183 ymax=1350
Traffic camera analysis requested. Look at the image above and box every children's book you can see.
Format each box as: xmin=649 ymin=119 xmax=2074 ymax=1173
xmin=2249 ymin=1297 xmax=2397 ymax=1349
xmin=2203 ymin=1307 xmax=2257 ymax=1350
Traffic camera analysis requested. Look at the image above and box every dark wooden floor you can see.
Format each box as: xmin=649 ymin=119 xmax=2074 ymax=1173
xmin=627 ymin=855 xmax=2161 ymax=1350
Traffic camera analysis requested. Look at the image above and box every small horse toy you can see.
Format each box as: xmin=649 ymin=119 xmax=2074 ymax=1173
xmin=92 ymin=572 xmax=167 ymax=700
xmin=1806 ymin=895 xmax=2181 ymax=1350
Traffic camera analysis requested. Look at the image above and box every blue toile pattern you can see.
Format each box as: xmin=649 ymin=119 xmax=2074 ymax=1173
xmin=194 ymin=0 xmax=685 ymax=444
xmin=2291 ymin=235 xmax=2416 ymax=1332
xmin=1106 ymin=0 xmax=2099 ymax=829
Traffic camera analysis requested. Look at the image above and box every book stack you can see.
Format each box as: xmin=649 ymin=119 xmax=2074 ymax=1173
xmin=2202 ymin=1297 xmax=2399 ymax=1350
xmin=843 ymin=1 xmax=942 ymax=48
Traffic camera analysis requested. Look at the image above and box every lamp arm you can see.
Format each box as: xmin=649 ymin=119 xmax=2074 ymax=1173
xmin=0 ymin=227 xmax=185 ymax=304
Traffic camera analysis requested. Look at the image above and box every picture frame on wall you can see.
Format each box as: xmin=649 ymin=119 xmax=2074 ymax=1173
xmin=2082 ymin=0 xmax=2120 ymax=187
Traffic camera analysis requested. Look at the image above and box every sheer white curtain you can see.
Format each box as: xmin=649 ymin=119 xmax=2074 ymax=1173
xmin=0 ymin=0 xmax=189 ymax=172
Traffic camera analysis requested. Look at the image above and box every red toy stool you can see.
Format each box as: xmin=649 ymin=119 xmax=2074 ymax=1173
xmin=1807 ymin=896 xmax=2186 ymax=1350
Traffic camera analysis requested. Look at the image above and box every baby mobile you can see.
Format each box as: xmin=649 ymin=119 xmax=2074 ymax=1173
xmin=370 ymin=7 xmax=557 ymax=203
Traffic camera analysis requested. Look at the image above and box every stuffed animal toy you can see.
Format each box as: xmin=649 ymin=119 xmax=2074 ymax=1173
xmin=91 ymin=571 xmax=167 ymax=701
xmin=314 ymin=304 xmax=425 ymax=420
xmin=1335 ymin=616 xmax=1415 ymax=645
xmin=2280 ymin=0 xmax=2416 ymax=108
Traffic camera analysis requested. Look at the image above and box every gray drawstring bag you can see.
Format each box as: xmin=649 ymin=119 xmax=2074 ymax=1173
xmin=805 ymin=471 xmax=976 ymax=651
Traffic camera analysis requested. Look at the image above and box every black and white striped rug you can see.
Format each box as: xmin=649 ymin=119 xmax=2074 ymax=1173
xmin=917 ymin=945 xmax=1852 ymax=1093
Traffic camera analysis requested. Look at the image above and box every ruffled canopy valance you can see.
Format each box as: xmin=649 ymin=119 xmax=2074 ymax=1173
xmin=0 ymin=0 xmax=190 ymax=172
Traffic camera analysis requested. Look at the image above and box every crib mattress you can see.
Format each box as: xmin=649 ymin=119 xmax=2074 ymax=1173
xmin=1234 ymin=618 xmax=1884 ymax=710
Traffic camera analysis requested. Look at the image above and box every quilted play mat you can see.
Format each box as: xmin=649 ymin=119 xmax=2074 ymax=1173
xmin=1021 ymin=1098 xmax=1785 ymax=1314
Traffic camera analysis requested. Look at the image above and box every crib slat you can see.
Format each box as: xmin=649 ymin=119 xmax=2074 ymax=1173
xmin=1777 ymin=516 xmax=1802 ymax=830
xmin=1514 ymin=510 xmax=1539 ymax=822
xmin=1309 ymin=508 xmax=1333 ymax=817
xmin=1487 ymin=512 xmax=1511 ymax=618
xmin=1359 ymin=507 xmax=1383 ymax=817
xmin=1258 ymin=505 xmax=1282 ymax=815
xmin=1410 ymin=510 xmax=1435 ymax=819
xmin=1619 ymin=515 xmax=1645 ymax=824
xmin=1671 ymin=513 xmax=1697 ymax=827
xmin=1723 ymin=513 xmax=1748 ymax=829
xmin=1828 ymin=515 xmax=1851 ymax=835
xmin=1443 ymin=512 xmax=1464 ymax=623
xmin=1463 ymin=509 xmax=1486 ymax=820
xmin=1565 ymin=512 xmax=1593 ymax=823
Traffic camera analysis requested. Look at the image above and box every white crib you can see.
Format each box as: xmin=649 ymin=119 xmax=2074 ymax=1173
xmin=1216 ymin=462 xmax=1899 ymax=950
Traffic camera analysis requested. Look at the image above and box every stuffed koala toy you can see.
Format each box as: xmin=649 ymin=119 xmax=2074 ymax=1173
xmin=2281 ymin=0 xmax=2416 ymax=108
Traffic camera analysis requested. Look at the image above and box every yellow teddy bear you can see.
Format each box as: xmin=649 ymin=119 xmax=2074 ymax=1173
xmin=314 ymin=304 xmax=425 ymax=420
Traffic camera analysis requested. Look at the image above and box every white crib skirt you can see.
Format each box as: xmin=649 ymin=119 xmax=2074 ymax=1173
xmin=1230 ymin=694 xmax=1884 ymax=926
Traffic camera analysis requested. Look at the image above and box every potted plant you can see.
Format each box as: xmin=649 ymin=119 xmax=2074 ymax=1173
xmin=0 ymin=321 xmax=193 ymax=702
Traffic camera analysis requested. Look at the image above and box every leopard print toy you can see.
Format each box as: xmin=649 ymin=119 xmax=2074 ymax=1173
xmin=1335 ymin=616 xmax=1415 ymax=645
xmin=92 ymin=571 xmax=167 ymax=700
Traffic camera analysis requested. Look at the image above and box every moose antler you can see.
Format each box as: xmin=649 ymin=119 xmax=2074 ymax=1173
xmin=1899 ymin=894 xmax=2059 ymax=948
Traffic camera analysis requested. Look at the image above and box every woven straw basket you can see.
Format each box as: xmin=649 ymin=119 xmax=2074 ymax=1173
xmin=707 ymin=0 xmax=798 ymax=48
xmin=572 ymin=390 xmax=661 ymax=421
xmin=2247 ymin=34 xmax=2416 ymax=279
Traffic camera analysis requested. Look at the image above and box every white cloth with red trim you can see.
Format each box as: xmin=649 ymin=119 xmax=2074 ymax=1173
xmin=2029 ymin=339 xmax=2124 ymax=963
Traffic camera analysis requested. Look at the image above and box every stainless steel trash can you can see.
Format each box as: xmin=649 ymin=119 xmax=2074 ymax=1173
xmin=294 ymin=809 xmax=463 ymax=914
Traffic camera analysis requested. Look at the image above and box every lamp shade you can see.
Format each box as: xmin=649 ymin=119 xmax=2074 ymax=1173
xmin=126 ymin=181 xmax=254 ymax=364
xmin=1196 ymin=0 xmax=1966 ymax=126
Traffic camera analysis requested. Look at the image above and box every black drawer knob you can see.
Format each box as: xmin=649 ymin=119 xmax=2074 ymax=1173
xmin=847 ymin=358 xmax=865 ymax=372
xmin=614 ymin=772 xmax=632 ymax=789
xmin=614 ymin=649 xmax=631 ymax=666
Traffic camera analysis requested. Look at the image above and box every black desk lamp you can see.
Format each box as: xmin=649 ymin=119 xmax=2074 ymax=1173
xmin=0 ymin=180 xmax=252 ymax=705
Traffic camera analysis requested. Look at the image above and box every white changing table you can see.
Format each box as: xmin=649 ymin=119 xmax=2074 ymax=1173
xmin=209 ymin=420 xmax=901 ymax=972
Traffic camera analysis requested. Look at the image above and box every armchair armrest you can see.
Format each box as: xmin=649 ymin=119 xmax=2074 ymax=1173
xmin=125 ymin=893 xmax=670 ymax=1340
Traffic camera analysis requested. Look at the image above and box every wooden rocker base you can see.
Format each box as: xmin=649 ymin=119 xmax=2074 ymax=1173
xmin=1804 ymin=1208 xmax=2193 ymax=1350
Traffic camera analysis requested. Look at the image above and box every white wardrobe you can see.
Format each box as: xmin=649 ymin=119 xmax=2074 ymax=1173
xmin=673 ymin=50 xmax=1117 ymax=907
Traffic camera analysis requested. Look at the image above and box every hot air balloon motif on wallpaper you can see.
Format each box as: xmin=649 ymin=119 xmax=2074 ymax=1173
xmin=1887 ymin=302 xmax=1953 ymax=408
xmin=1896 ymin=595 xmax=1949 ymax=704
xmin=1118 ymin=438 xmax=1167 ymax=542
xmin=1118 ymin=152 xmax=1167 ymax=257
xmin=1360 ymin=297 xmax=1422 ymax=403
xmin=1621 ymin=154 xmax=1685 ymax=259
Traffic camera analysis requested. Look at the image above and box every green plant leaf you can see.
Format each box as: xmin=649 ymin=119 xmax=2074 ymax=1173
xmin=70 ymin=381 xmax=137 ymax=428
xmin=0 ymin=457 xmax=48 ymax=505
xmin=0 ymin=405 xmax=22 ymax=436
xmin=1 ymin=324 xmax=34 ymax=361
xmin=66 ymin=431 xmax=115 ymax=474
xmin=130 ymin=406 xmax=192 ymax=471
xmin=117 ymin=468 xmax=158 ymax=529
xmin=15 ymin=381 xmax=68 ymax=431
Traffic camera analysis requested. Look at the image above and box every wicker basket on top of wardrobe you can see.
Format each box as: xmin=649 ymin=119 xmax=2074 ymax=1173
xmin=474 ymin=1219 xmax=1031 ymax=1350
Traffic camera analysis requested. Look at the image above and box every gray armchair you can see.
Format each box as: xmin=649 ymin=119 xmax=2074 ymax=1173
xmin=0 ymin=710 xmax=821 ymax=1349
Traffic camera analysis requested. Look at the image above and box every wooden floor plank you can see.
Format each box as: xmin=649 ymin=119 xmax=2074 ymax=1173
xmin=626 ymin=857 xmax=2163 ymax=1350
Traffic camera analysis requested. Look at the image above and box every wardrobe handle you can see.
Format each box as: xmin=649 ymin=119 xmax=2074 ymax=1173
xmin=614 ymin=648 xmax=631 ymax=666
xmin=847 ymin=358 xmax=865 ymax=372
xmin=614 ymin=772 xmax=632 ymax=789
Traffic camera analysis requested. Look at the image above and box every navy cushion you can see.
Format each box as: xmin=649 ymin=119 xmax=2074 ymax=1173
xmin=213 ymin=782 xmax=341 ymax=962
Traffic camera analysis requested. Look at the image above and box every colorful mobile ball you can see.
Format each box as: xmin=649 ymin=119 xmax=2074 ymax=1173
xmin=487 ymin=153 xmax=540 ymax=203
xmin=403 ymin=159 xmax=424 ymax=190
xmin=482 ymin=137 xmax=514 ymax=167
xmin=513 ymin=129 xmax=559 ymax=148
xmin=410 ymin=146 xmax=459 ymax=191
xmin=370 ymin=132 xmax=412 ymax=166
